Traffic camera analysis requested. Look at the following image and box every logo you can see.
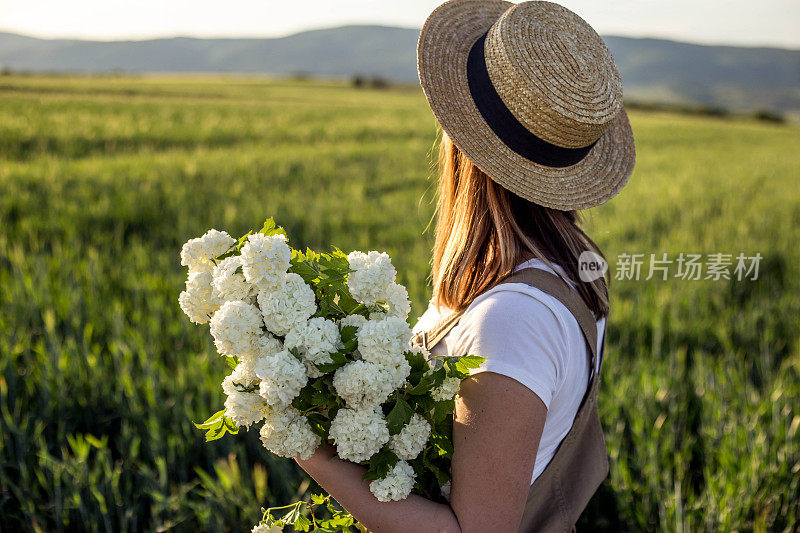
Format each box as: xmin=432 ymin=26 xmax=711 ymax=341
xmin=578 ymin=251 xmax=608 ymax=282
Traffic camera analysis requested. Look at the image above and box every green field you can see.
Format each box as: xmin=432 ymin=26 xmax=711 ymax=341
xmin=1 ymin=75 xmax=798 ymax=532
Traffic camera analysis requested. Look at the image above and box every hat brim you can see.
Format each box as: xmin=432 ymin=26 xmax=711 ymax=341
xmin=417 ymin=0 xmax=636 ymax=210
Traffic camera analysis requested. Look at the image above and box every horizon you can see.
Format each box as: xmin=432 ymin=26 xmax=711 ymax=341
xmin=2 ymin=23 xmax=799 ymax=52
xmin=2 ymin=0 xmax=799 ymax=50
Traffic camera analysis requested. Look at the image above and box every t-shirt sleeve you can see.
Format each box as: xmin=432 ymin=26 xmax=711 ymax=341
xmin=449 ymin=288 xmax=569 ymax=409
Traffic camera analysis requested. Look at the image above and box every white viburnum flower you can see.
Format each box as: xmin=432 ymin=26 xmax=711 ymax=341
xmin=339 ymin=313 xmax=368 ymax=331
xmin=407 ymin=344 xmax=431 ymax=360
xmin=368 ymin=311 xmax=388 ymax=321
xmin=257 ymin=273 xmax=316 ymax=336
xmin=284 ymin=317 xmax=341 ymax=368
xmin=211 ymin=255 xmax=255 ymax=302
xmin=357 ymin=316 xmax=412 ymax=367
xmin=382 ymin=283 xmax=411 ymax=319
xmin=240 ymin=233 xmax=292 ymax=288
xmin=369 ymin=460 xmax=416 ymax=502
xmin=440 ymin=481 xmax=451 ymax=502
xmin=222 ymin=361 xmax=258 ymax=395
xmin=304 ymin=360 xmax=325 ymax=378
xmin=238 ymin=333 xmax=284 ymax=370
xmin=259 ymin=407 xmax=320 ymax=460
xmin=209 ymin=300 xmax=264 ymax=357
xmin=179 ymin=270 xmax=221 ymax=324
xmin=254 ymin=349 xmax=308 ymax=406
xmin=222 ymin=362 xmax=269 ymax=428
xmin=332 ymin=361 xmax=397 ymax=410
xmin=389 ymin=414 xmax=431 ymax=460
xmin=251 ymin=523 xmax=282 ymax=533
xmin=432 ymin=376 xmax=462 ymax=401
xmin=346 ymin=251 xmax=396 ymax=306
xmin=180 ymin=229 xmax=235 ymax=274
xmin=329 ymin=407 xmax=389 ymax=463
xmin=386 ymin=357 xmax=411 ymax=390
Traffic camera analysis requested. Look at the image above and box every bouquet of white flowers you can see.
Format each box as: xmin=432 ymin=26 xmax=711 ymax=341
xmin=179 ymin=219 xmax=483 ymax=531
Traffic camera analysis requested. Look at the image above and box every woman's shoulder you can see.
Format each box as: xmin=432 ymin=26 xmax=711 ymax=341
xmin=450 ymin=274 xmax=575 ymax=409
xmin=463 ymin=259 xmax=581 ymax=332
xmin=456 ymin=281 xmax=574 ymax=356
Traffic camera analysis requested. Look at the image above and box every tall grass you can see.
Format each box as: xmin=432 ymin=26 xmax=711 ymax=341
xmin=0 ymin=75 xmax=798 ymax=531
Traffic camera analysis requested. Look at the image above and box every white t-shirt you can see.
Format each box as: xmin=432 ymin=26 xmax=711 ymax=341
xmin=411 ymin=258 xmax=606 ymax=484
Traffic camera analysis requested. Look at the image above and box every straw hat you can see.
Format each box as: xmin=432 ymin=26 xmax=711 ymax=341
xmin=417 ymin=0 xmax=636 ymax=210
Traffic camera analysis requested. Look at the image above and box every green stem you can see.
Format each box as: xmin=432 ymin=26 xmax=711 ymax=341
xmin=264 ymin=501 xmax=302 ymax=513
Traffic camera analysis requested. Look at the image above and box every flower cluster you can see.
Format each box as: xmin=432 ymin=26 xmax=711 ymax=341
xmin=180 ymin=219 xmax=485 ymax=532
xmin=390 ymin=414 xmax=431 ymax=460
xmin=221 ymin=362 xmax=267 ymax=429
xmin=259 ymin=407 xmax=321 ymax=460
xmin=369 ymin=460 xmax=417 ymax=503
xmin=329 ymin=407 xmax=390 ymax=463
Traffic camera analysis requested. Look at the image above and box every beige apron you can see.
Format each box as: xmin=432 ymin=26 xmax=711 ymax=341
xmin=411 ymin=268 xmax=608 ymax=532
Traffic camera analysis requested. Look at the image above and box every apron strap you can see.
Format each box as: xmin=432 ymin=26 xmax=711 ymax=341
xmin=501 ymin=268 xmax=599 ymax=369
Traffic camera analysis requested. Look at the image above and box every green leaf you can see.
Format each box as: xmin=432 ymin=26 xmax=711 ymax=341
xmin=412 ymin=394 xmax=435 ymax=416
xmin=192 ymin=409 xmax=237 ymax=441
xmin=334 ymin=291 xmax=361 ymax=315
xmin=455 ymin=354 xmax=484 ymax=368
xmin=234 ymin=230 xmax=253 ymax=251
xmin=288 ymin=347 xmax=304 ymax=362
xmin=443 ymin=359 xmax=468 ymax=379
xmin=430 ymin=432 xmax=454 ymax=458
xmin=314 ymin=350 xmax=350 ymax=373
xmin=305 ymin=412 xmax=331 ymax=438
xmin=430 ymin=367 xmax=447 ymax=389
xmin=405 ymin=374 xmax=433 ymax=395
xmin=363 ymin=448 xmax=399 ymax=481
xmin=222 ymin=415 xmax=239 ymax=434
xmin=259 ymin=217 xmax=287 ymax=238
xmin=339 ymin=324 xmax=359 ymax=352
xmin=454 ymin=354 xmax=485 ymax=374
xmin=386 ymin=399 xmax=414 ymax=435
xmin=319 ymin=248 xmax=350 ymax=272
xmin=310 ymin=390 xmax=332 ymax=408
xmin=291 ymin=383 xmax=316 ymax=412
xmin=327 ymin=514 xmax=355 ymax=528
xmin=289 ymin=249 xmax=321 ymax=285
xmin=407 ymin=367 xmax=446 ymax=395
xmin=295 ymin=514 xmax=311 ymax=531
xmin=205 ymin=424 xmax=226 ymax=441
xmin=432 ymin=400 xmax=455 ymax=424
xmin=311 ymin=494 xmax=327 ymax=505
xmin=192 ymin=409 xmax=226 ymax=430
xmin=326 ymin=500 xmax=338 ymax=515
xmin=422 ymin=451 xmax=452 ymax=487
xmin=405 ymin=349 xmax=429 ymax=375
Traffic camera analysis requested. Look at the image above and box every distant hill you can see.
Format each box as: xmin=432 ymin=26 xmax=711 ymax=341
xmin=1 ymin=26 xmax=798 ymax=115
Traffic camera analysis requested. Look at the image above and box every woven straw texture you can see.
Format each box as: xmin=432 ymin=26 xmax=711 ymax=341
xmin=417 ymin=0 xmax=636 ymax=210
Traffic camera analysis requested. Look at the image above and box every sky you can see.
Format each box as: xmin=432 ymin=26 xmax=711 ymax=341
xmin=1 ymin=0 xmax=799 ymax=49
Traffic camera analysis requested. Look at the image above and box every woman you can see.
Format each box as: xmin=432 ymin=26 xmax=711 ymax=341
xmin=296 ymin=1 xmax=636 ymax=531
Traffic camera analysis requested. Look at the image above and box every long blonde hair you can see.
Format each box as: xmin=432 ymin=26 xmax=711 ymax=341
xmin=430 ymin=133 xmax=609 ymax=317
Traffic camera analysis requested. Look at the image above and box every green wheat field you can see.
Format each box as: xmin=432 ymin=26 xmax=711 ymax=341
xmin=1 ymin=75 xmax=799 ymax=532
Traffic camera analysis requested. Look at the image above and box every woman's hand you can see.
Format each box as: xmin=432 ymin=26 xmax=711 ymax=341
xmin=290 ymin=370 xmax=546 ymax=533
xmin=293 ymin=440 xmax=460 ymax=533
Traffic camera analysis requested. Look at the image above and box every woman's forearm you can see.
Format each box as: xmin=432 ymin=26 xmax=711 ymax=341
xmin=295 ymin=447 xmax=460 ymax=533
